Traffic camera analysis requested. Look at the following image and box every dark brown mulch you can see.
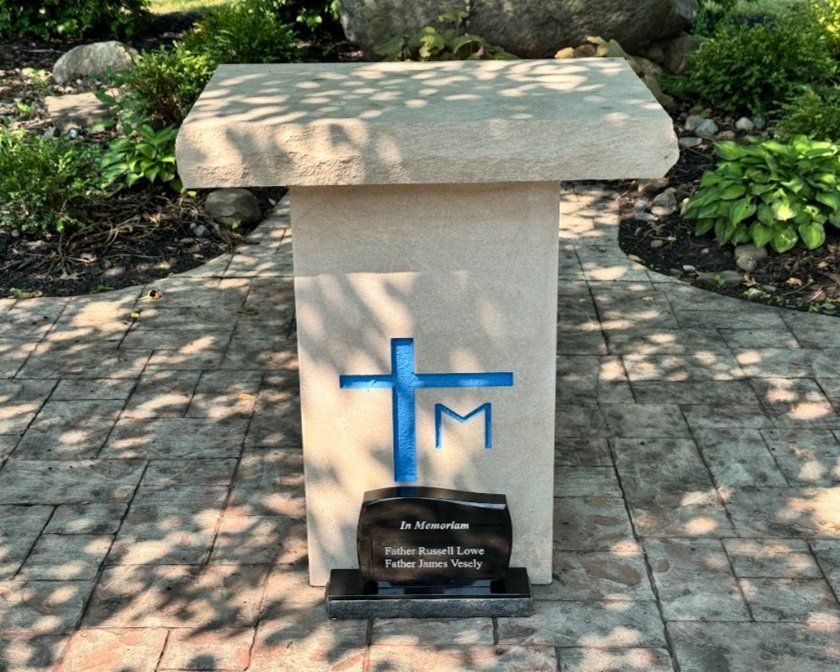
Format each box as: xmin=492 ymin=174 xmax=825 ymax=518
xmin=0 ymin=187 xmax=285 ymax=300
xmin=617 ymin=119 xmax=840 ymax=317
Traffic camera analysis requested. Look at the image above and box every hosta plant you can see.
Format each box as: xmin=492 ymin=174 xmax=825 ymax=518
xmin=101 ymin=123 xmax=181 ymax=192
xmin=684 ymin=136 xmax=840 ymax=253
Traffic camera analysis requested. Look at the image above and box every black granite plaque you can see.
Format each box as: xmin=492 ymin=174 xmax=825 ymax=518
xmin=358 ymin=486 xmax=512 ymax=584
xmin=326 ymin=486 xmax=532 ymax=618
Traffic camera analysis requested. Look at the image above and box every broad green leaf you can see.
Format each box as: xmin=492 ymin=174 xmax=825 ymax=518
xmin=770 ymin=198 xmax=797 ymax=221
xmin=720 ymin=184 xmax=747 ymax=200
xmin=771 ymin=227 xmax=798 ymax=253
xmin=729 ymin=199 xmax=756 ymax=226
xmin=694 ymin=218 xmax=714 ymax=235
xmin=749 ymin=221 xmax=773 ymax=248
xmin=715 ymin=142 xmax=745 ymax=161
xmin=816 ymin=191 xmax=840 ymax=212
xmin=798 ymin=221 xmax=825 ymax=249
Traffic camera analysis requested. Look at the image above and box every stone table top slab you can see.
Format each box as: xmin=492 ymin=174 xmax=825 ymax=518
xmin=176 ymin=59 xmax=678 ymax=187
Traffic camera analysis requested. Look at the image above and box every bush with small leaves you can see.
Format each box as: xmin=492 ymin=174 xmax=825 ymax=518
xmin=777 ymin=85 xmax=840 ymax=142
xmin=677 ymin=8 xmax=836 ymax=113
xmin=375 ymin=10 xmax=516 ymax=61
xmin=182 ymin=0 xmax=299 ymax=65
xmin=685 ymin=137 xmax=840 ymax=253
xmin=103 ymin=44 xmax=215 ymax=129
xmin=0 ymin=128 xmax=103 ymax=233
xmin=0 ymin=0 xmax=147 ymax=40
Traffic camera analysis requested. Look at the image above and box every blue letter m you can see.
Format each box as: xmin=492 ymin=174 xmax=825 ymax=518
xmin=435 ymin=403 xmax=493 ymax=450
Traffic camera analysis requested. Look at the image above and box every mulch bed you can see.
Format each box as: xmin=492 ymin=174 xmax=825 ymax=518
xmin=0 ymin=15 xmax=297 ymax=300
xmin=617 ymin=109 xmax=840 ymax=317
xmin=0 ymin=188 xmax=285 ymax=299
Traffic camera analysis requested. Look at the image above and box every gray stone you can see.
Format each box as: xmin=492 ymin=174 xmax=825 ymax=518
xmin=52 ymin=41 xmax=137 ymax=84
xmin=651 ymin=188 xmax=677 ymax=216
xmin=684 ymin=114 xmax=706 ymax=132
xmin=678 ymin=136 xmax=703 ymax=148
xmin=694 ymin=118 xmax=719 ymax=139
xmin=634 ymin=211 xmax=657 ymax=222
xmin=340 ymin=0 xmax=697 ymax=57
xmin=735 ymin=243 xmax=767 ymax=272
xmin=735 ymin=116 xmax=756 ymax=131
xmin=664 ymin=32 xmax=698 ymax=74
xmin=44 ymin=92 xmax=112 ymax=131
xmin=204 ymin=188 xmax=261 ymax=228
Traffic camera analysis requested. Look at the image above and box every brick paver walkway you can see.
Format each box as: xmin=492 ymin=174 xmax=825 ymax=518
xmin=1 ymin=189 xmax=838 ymax=671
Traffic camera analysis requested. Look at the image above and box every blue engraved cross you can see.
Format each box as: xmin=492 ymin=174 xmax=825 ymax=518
xmin=339 ymin=338 xmax=513 ymax=483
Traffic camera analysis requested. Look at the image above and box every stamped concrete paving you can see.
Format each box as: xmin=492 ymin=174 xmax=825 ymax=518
xmin=0 ymin=190 xmax=839 ymax=671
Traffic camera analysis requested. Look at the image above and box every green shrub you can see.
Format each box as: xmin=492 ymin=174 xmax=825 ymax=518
xmin=375 ymin=10 xmax=516 ymax=61
xmin=679 ymin=9 xmax=836 ymax=113
xmin=182 ymin=0 xmax=299 ymax=65
xmin=684 ymin=137 xmax=840 ymax=253
xmin=0 ymin=0 xmax=147 ymax=40
xmin=101 ymin=123 xmax=181 ymax=192
xmin=777 ymin=85 xmax=840 ymax=141
xmin=278 ymin=0 xmax=341 ymax=42
xmin=0 ymin=129 xmax=103 ymax=233
xmin=813 ymin=0 xmax=840 ymax=54
xmin=104 ymin=44 xmax=214 ymax=128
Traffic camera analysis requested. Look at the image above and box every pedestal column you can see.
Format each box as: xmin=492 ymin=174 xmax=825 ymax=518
xmin=292 ymin=182 xmax=560 ymax=585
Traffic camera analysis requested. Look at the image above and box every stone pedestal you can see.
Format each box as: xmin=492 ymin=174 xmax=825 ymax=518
xmin=176 ymin=59 xmax=678 ymax=587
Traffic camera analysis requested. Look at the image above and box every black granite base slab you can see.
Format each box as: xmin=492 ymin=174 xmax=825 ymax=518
xmin=326 ymin=567 xmax=533 ymax=618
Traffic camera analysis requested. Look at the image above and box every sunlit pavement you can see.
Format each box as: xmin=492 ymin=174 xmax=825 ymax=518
xmin=0 ymin=190 xmax=838 ymax=671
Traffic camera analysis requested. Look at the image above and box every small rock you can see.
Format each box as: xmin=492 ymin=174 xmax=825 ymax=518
xmin=663 ymin=32 xmax=697 ymax=75
xmin=634 ymin=212 xmax=657 ymax=222
xmin=743 ymin=288 xmax=764 ymax=300
xmin=646 ymin=44 xmax=665 ymax=63
xmin=651 ymin=188 xmax=677 ymax=217
xmin=679 ymin=197 xmax=690 ymax=215
xmin=573 ymin=43 xmax=597 ymax=58
xmin=698 ymin=270 xmax=743 ymax=287
xmin=190 ymin=222 xmax=208 ymax=238
xmin=204 ymin=188 xmax=261 ymax=228
xmin=554 ymin=46 xmax=575 ymax=59
xmin=734 ymin=244 xmax=767 ymax=273
xmin=694 ymin=119 xmax=719 ymax=139
xmin=735 ymin=116 xmax=755 ymax=131
xmin=637 ymin=177 xmax=670 ymax=193
xmin=52 ymin=41 xmax=138 ymax=84
xmin=650 ymin=239 xmax=664 ymax=248
xmin=685 ymin=114 xmax=706 ymax=132
xmin=11 ymin=229 xmax=20 ymax=238
xmin=41 ymin=127 xmax=56 ymax=139
xmin=716 ymin=130 xmax=736 ymax=140
xmin=678 ymin=136 xmax=703 ymax=148
xmin=682 ymin=264 xmax=696 ymax=273
xmin=634 ymin=199 xmax=651 ymax=212
xmin=753 ymin=115 xmax=766 ymax=130
xmin=66 ymin=128 xmax=80 ymax=139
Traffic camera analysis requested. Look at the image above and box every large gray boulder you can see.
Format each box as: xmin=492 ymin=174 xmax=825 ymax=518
xmin=53 ymin=41 xmax=138 ymax=84
xmin=340 ymin=0 xmax=698 ymax=57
